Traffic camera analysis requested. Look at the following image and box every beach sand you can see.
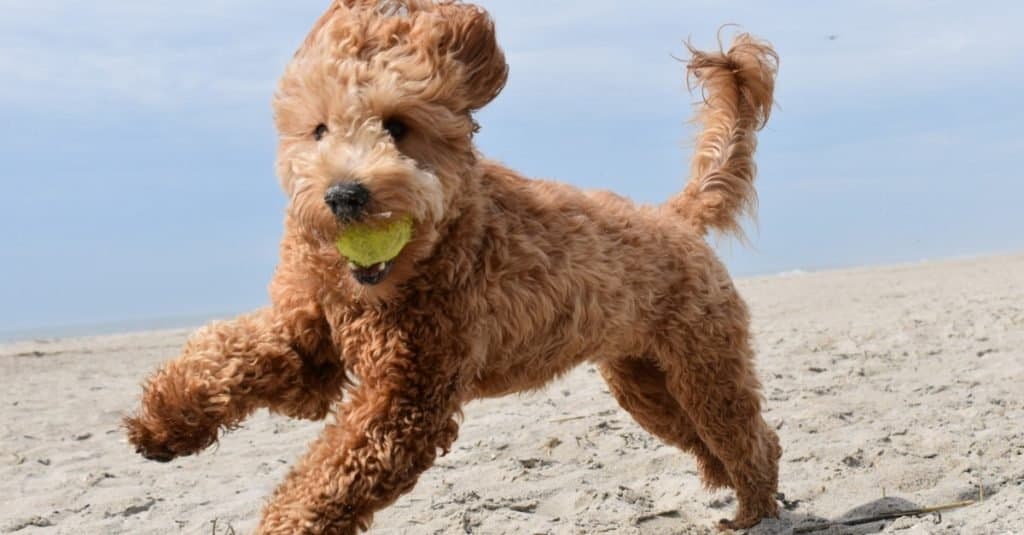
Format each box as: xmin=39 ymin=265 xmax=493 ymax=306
xmin=2 ymin=253 xmax=1022 ymax=534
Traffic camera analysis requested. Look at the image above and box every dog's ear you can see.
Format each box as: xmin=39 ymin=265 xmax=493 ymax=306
xmin=435 ymin=3 xmax=509 ymax=112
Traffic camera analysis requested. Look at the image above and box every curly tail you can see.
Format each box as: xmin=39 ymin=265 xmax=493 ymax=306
xmin=669 ymin=32 xmax=778 ymax=238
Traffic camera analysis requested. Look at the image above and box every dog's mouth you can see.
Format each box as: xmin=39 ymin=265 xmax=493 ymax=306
xmin=347 ymin=260 xmax=396 ymax=286
xmin=334 ymin=212 xmax=414 ymax=286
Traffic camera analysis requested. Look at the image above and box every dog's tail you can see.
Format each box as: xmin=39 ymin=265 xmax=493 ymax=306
xmin=668 ymin=32 xmax=778 ymax=238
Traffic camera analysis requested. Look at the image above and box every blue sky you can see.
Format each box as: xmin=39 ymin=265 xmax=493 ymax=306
xmin=2 ymin=1 xmax=1023 ymax=334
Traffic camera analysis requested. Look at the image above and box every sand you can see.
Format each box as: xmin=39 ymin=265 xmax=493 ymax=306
xmin=2 ymin=253 xmax=1022 ymax=534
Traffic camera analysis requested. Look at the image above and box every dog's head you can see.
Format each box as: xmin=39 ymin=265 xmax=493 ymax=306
xmin=273 ymin=0 xmax=507 ymax=292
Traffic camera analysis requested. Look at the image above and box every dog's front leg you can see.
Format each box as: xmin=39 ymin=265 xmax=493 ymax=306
xmin=125 ymin=307 xmax=345 ymax=462
xmin=256 ymin=344 xmax=460 ymax=535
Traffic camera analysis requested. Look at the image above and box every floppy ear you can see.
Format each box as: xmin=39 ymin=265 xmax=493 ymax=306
xmin=435 ymin=3 xmax=509 ymax=112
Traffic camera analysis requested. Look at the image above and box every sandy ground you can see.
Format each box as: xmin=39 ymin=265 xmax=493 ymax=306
xmin=2 ymin=253 xmax=1022 ymax=535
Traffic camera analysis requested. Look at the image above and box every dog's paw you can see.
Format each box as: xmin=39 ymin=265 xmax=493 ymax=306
xmin=717 ymin=516 xmax=761 ymax=532
xmin=716 ymin=500 xmax=779 ymax=531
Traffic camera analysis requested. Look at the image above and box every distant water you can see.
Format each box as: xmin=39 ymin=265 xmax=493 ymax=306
xmin=0 ymin=313 xmax=232 ymax=344
xmin=0 ymin=265 xmax=880 ymax=343
xmin=3 ymin=251 xmax=1014 ymax=344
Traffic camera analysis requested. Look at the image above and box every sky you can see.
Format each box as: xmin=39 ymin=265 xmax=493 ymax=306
xmin=2 ymin=1 xmax=1023 ymax=335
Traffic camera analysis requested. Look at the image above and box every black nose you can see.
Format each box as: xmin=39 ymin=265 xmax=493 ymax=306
xmin=324 ymin=182 xmax=370 ymax=221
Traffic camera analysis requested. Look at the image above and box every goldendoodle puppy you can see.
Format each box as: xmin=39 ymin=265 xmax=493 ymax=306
xmin=125 ymin=1 xmax=781 ymax=532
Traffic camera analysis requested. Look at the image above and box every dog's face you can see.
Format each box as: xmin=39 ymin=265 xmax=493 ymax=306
xmin=273 ymin=0 xmax=507 ymax=291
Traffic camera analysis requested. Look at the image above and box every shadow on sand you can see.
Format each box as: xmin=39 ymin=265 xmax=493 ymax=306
xmin=748 ymin=496 xmax=943 ymax=535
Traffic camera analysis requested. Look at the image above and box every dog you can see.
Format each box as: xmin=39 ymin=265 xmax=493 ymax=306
xmin=125 ymin=1 xmax=781 ymax=532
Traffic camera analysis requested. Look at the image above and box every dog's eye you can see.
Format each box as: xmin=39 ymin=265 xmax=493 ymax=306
xmin=314 ymin=123 xmax=328 ymax=141
xmin=382 ymin=118 xmax=408 ymax=142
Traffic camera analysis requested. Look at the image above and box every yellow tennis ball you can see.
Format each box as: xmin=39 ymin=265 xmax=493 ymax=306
xmin=335 ymin=216 xmax=414 ymax=267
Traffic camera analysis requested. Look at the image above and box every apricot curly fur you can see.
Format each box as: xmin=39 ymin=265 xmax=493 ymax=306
xmin=125 ymin=2 xmax=781 ymax=532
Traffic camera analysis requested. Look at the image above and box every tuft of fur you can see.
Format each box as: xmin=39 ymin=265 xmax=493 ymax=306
xmin=125 ymin=3 xmax=782 ymax=534
xmin=670 ymin=32 xmax=778 ymax=238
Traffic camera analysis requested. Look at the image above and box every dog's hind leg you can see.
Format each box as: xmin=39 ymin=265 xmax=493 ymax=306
xmin=598 ymin=356 xmax=731 ymax=489
xmin=652 ymin=303 xmax=781 ymax=530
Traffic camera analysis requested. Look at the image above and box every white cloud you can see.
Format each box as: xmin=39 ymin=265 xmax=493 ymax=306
xmin=775 ymin=4 xmax=1024 ymax=97
xmin=2 ymin=0 xmax=1022 ymax=118
xmin=0 ymin=0 xmax=321 ymax=109
xmin=487 ymin=0 xmax=1024 ymax=114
